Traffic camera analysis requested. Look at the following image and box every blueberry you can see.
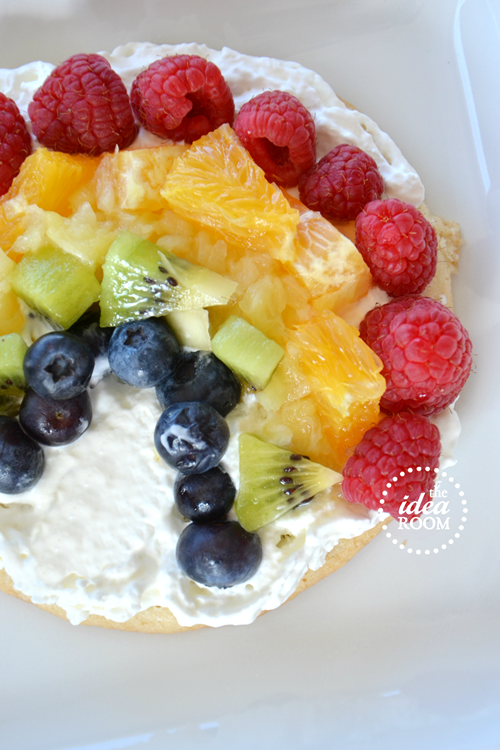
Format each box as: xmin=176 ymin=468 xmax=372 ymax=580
xmin=108 ymin=318 xmax=179 ymax=388
xmin=19 ymin=389 xmax=92 ymax=446
xmin=0 ymin=416 xmax=45 ymax=494
xmin=23 ymin=331 xmax=95 ymax=400
xmin=176 ymin=521 xmax=262 ymax=588
xmin=154 ymin=401 xmax=229 ymax=474
xmin=156 ymin=350 xmax=241 ymax=416
xmin=174 ymin=466 xmax=236 ymax=522
xmin=68 ymin=309 xmax=114 ymax=387
xmin=68 ymin=308 xmax=114 ymax=359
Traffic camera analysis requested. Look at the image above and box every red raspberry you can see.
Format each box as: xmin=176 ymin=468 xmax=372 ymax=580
xmin=360 ymin=295 xmax=472 ymax=416
xmin=342 ymin=412 xmax=441 ymax=519
xmin=130 ymin=55 xmax=235 ymax=144
xmin=28 ymin=53 xmax=136 ymax=156
xmin=355 ymin=199 xmax=438 ymax=295
xmin=233 ymin=90 xmax=316 ymax=187
xmin=0 ymin=93 xmax=31 ymax=196
xmin=298 ymin=144 xmax=383 ymax=221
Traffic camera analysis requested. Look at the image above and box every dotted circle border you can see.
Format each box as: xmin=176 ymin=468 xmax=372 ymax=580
xmin=380 ymin=467 xmax=467 ymax=555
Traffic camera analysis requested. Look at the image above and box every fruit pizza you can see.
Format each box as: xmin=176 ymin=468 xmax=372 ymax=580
xmin=0 ymin=44 xmax=471 ymax=631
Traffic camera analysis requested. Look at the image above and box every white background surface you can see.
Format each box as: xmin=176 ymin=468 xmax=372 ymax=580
xmin=0 ymin=0 xmax=499 ymax=748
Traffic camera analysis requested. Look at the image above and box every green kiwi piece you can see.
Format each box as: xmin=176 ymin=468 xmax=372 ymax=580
xmin=211 ymin=316 xmax=284 ymax=390
xmin=0 ymin=333 xmax=28 ymax=416
xmin=99 ymin=231 xmax=237 ymax=327
xmin=235 ymin=433 xmax=341 ymax=532
xmin=10 ymin=247 xmax=101 ymax=329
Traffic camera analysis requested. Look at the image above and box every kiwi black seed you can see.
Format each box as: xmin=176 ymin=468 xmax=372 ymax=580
xmin=99 ymin=230 xmax=236 ymax=327
xmin=235 ymin=433 xmax=341 ymax=532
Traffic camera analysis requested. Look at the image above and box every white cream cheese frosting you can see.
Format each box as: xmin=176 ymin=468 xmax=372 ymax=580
xmin=0 ymin=376 xmax=460 ymax=627
xmin=0 ymin=43 xmax=455 ymax=627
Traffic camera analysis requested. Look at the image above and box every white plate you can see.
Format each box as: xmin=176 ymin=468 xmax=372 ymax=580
xmin=1 ymin=0 xmax=499 ymax=748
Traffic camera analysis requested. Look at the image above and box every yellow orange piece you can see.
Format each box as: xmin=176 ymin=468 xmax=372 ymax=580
xmin=0 ymin=148 xmax=100 ymax=257
xmin=288 ymin=310 xmax=385 ymax=419
xmin=283 ymin=192 xmax=373 ymax=312
xmin=161 ymin=124 xmax=300 ymax=263
xmin=94 ymin=144 xmax=187 ymax=213
xmin=4 ymin=147 xmax=99 ymax=215
xmin=286 ymin=311 xmax=386 ymax=469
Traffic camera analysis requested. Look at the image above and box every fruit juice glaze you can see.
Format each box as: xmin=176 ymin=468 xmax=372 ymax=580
xmin=0 ymin=43 xmax=461 ymax=627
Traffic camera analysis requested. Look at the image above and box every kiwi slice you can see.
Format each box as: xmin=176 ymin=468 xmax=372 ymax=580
xmin=10 ymin=246 xmax=101 ymax=329
xmin=0 ymin=333 xmax=28 ymax=416
xmin=211 ymin=316 xmax=284 ymax=390
xmin=235 ymin=433 xmax=341 ymax=532
xmin=100 ymin=231 xmax=237 ymax=327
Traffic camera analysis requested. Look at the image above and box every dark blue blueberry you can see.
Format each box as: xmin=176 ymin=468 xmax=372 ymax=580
xmin=156 ymin=350 xmax=241 ymax=416
xmin=176 ymin=521 xmax=262 ymax=588
xmin=0 ymin=415 xmax=45 ymax=494
xmin=108 ymin=318 xmax=179 ymax=388
xmin=174 ymin=466 xmax=236 ymax=522
xmin=68 ymin=309 xmax=114 ymax=387
xmin=68 ymin=308 xmax=114 ymax=358
xmin=154 ymin=401 xmax=229 ymax=474
xmin=23 ymin=331 xmax=95 ymax=400
xmin=19 ymin=389 xmax=92 ymax=446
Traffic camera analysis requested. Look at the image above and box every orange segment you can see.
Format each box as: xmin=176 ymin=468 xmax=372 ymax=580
xmin=286 ymin=310 xmax=386 ymax=469
xmin=283 ymin=191 xmax=373 ymax=312
xmin=161 ymin=124 xmax=300 ymax=263
xmin=4 ymin=147 xmax=99 ymax=215
xmin=0 ymin=148 xmax=100 ymax=257
xmin=94 ymin=144 xmax=188 ymax=213
xmin=288 ymin=311 xmax=385 ymax=419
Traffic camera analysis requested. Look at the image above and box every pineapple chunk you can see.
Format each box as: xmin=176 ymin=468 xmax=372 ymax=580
xmin=11 ymin=203 xmax=118 ymax=270
xmin=165 ymin=309 xmax=212 ymax=351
